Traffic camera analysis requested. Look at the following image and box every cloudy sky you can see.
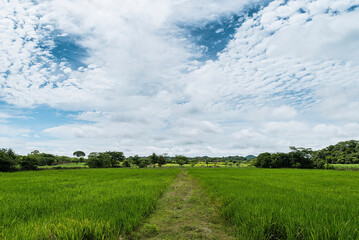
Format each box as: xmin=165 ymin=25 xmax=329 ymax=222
xmin=1 ymin=0 xmax=359 ymax=157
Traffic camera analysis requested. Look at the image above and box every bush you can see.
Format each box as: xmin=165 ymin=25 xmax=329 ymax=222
xmin=0 ymin=148 xmax=17 ymax=172
xmin=105 ymin=151 xmax=125 ymax=167
xmin=19 ymin=156 xmax=39 ymax=170
xmin=174 ymin=155 xmax=188 ymax=167
xmin=254 ymin=152 xmax=272 ymax=168
xmin=138 ymin=158 xmax=150 ymax=168
xmin=86 ymin=152 xmax=111 ymax=168
xmin=122 ymin=159 xmax=131 ymax=168
xmin=255 ymin=148 xmax=316 ymax=169
xmin=39 ymin=153 xmax=56 ymax=166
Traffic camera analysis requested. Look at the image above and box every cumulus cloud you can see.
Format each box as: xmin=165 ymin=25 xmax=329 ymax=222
xmin=1 ymin=0 xmax=359 ymax=156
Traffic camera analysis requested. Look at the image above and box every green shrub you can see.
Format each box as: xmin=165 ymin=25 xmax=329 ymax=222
xmin=86 ymin=152 xmax=111 ymax=168
xmin=0 ymin=148 xmax=17 ymax=172
xmin=122 ymin=159 xmax=131 ymax=168
xmin=138 ymin=158 xmax=150 ymax=168
xmin=19 ymin=156 xmax=39 ymax=170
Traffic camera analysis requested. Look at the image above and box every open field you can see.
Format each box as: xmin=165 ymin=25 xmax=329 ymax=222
xmin=0 ymin=168 xmax=179 ymax=240
xmin=2 ymin=167 xmax=359 ymax=239
xmin=188 ymin=168 xmax=359 ymax=239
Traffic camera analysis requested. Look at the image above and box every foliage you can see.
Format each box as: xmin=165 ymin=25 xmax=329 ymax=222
xmin=122 ymin=159 xmax=131 ymax=168
xmin=0 ymin=148 xmax=17 ymax=172
xmin=138 ymin=158 xmax=150 ymax=168
xmin=190 ymin=158 xmax=199 ymax=167
xmin=131 ymin=155 xmax=141 ymax=167
xmin=39 ymin=153 xmax=56 ymax=166
xmin=255 ymin=147 xmax=314 ymax=169
xmin=174 ymin=155 xmax=188 ymax=167
xmin=312 ymin=140 xmax=359 ymax=165
xmin=105 ymin=151 xmax=125 ymax=167
xmin=73 ymin=151 xmax=86 ymax=158
xmin=19 ymin=156 xmax=39 ymax=170
xmin=148 ymin=153 xmax=159 ymax=167
xmin=254 ymin=140 xmax=359 ymax=169
xmin=157 ymin=155 xmax=167 ymax=167
xmin=86 ymin=152 xmax=112 ymax=168
xmin=86 ymin=152 xmax=125 ymax=168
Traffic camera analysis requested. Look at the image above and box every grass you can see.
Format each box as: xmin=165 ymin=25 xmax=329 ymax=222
xmin=332 ymin=164 xmax=359 ymax=170
xmin=38 ymin=162 xmax=88 ymax=169
xmin=128 ymin=170 xmax=234 ymax=240
xmin=0 ymin=168 xmax=180 ymax=240
xmin=162 ymin=162 xmax=252 ymax=168
xmin=188 ymin=168 xmax=359 ymax=239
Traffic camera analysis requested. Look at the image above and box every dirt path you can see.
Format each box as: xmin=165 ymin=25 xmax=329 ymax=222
xmin=126 ymin=170 xmax=235 ymax=240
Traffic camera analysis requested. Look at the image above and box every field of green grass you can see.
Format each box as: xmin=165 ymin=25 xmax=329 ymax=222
xmin=38 ymin=162 xmax=88 ymax=169
xmin=0 ymin=168 xmax=180 ymax=240
xmin=162 ymin=162 xmax=252 ymax=168
xmin=332 ymin=164 xmax=359 ymax=170
xmin=188 ymin=168 xmax=359 ymax=239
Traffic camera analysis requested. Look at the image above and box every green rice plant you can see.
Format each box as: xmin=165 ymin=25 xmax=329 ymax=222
xmin=332 ymin=164 xmax=359 ymax=170
xmin=0 ymin=168 xmax=179 ymax=239
xmin=188 ymin=168 xmax=359 ymax=239
xmin=38 ymin=162 xmax=88 ymax=169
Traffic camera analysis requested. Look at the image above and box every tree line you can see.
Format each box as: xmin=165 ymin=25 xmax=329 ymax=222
xmin=0 ymin=149 xmax=85 ymax=172
xmin=1 ymin=140 xmax=358 ymax=172
xmin=254 ymin=140 xmax=359 ymax=169
xmin=0 ymin=149 xmax=253 ymax=172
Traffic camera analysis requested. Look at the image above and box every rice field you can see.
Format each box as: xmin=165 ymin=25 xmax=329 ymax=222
xmin=2 ymin=167 xmax=359 ymax=239
xmin=0 ymin=168 xmax=179 ymax=240
xmin=188 ymin=168 xmax=359 ymax=240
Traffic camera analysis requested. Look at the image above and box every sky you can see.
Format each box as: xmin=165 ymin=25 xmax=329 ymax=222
xmin=1 ymin=0 xmax=359 ymax=157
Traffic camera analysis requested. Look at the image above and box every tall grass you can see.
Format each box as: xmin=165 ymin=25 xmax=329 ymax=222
xmin=188 ymin=168 xmax=359 ymax=239
xmin=0 ymin=168 xmax=179 ymax=239
xmin=332 ymin=164 xmax=359 ymax=171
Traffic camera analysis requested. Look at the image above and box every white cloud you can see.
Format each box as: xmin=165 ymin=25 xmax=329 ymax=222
xmin=1 ymin=0 xmax=359 ymax=156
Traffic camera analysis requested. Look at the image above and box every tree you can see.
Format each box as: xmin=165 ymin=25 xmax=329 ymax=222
xmin=174 ymin=155 xmax=188 ymax=167
xmin=254 ymin=152 xmax=272 ymax=168
xmin=157 ymin=155 xmax=167 ymax=167
xmin=0 ymin=148 xmax=17 ymax=172
xmin=73 ymin=151 xmax=86 ymax=158
xmin=205 ymin=158 xmax=210 ymax=167
xmin=122 ymin=159 xmax=131 ymax=168
xmin=288 ymin=147 xmax=313 ymax=169
xmin=148 ymin=153 xmax=159 ymax=167
xmin=31 ymin=150 xmax=40 ymax=155
xmin=190 ymin=158 xmax=199 ymax=167
xmin=212 ymin=157 xmax=219 ymax=167
xmin=106 ymin=151 xmax=125 ymax=167
xmin=86 ymin=152 xmax=111 ymax=168
xmin=39 ymin=153 xmax=56 ymax=166
xmin=132 ymin=155 xmax=141 ymax=168
xmin=138 ymin=158 xmax=150 ymax=168
xmin=271 ymin=153 xmax=290 ymax=168
xmin=19 ymin=156 xmax=39 ymax=170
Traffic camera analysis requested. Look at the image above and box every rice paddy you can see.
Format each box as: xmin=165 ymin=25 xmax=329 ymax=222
xmin=0 ymin=168 xmax=179 ymax=239
xmin=188 ymin=168 xmax=359 ymax=239
xmin=1 ymin=167 xmax=359 ymax=239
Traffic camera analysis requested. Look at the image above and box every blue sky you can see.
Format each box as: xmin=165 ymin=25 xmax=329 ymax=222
xmin=1 ymin=0 xmax=359 ymax=156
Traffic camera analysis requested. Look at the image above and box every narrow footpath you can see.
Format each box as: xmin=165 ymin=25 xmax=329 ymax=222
xmin=126 ymin=170 xmax=235 ymax=240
